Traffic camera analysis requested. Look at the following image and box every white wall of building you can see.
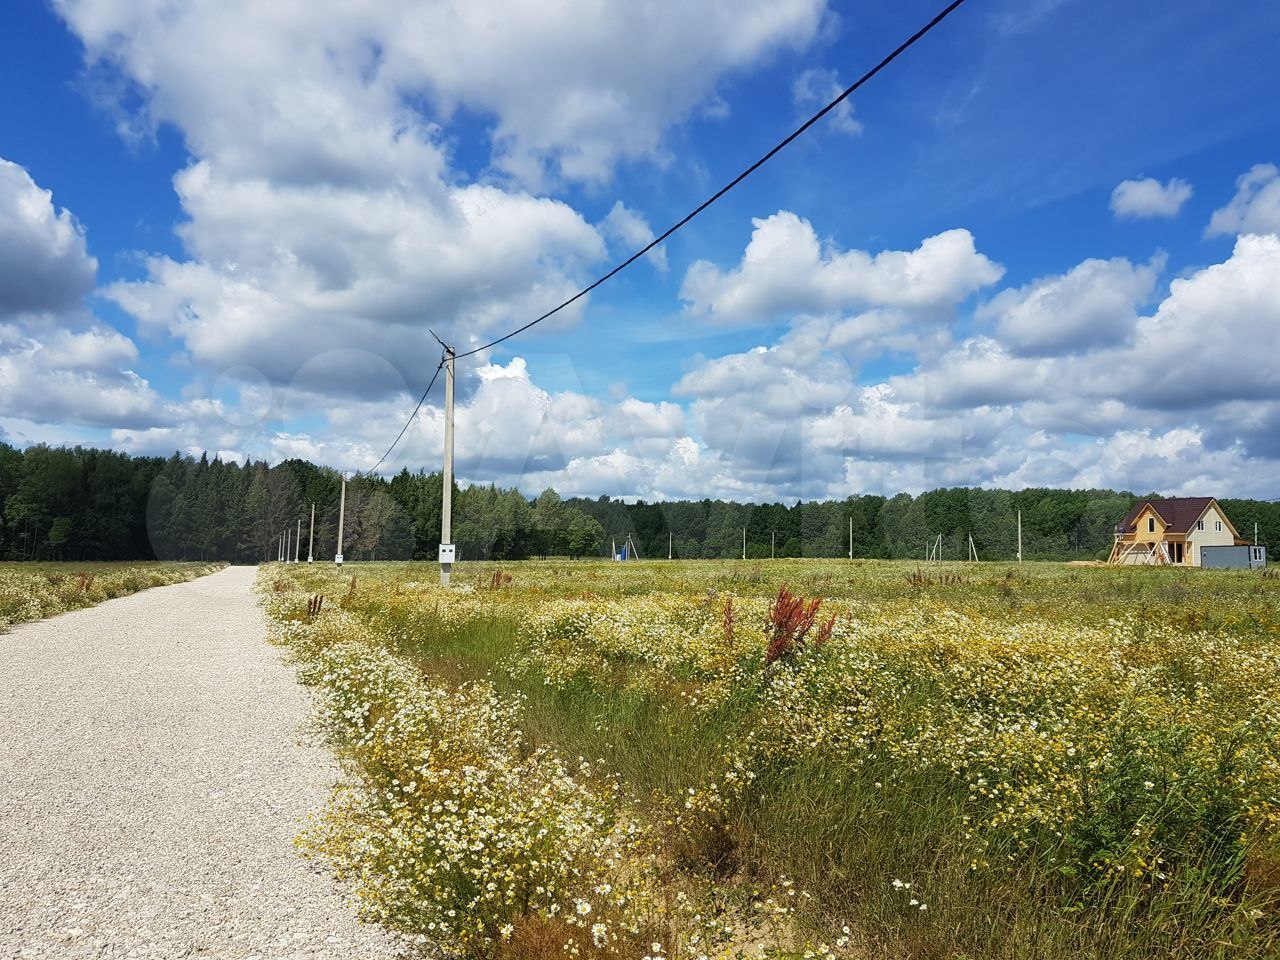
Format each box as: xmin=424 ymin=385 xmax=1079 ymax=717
xmin=1186 ymin=503 xmax=1237 ymax=566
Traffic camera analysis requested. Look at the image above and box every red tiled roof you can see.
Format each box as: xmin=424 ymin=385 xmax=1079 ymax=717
xmin=1117 ymin=497 xmax=1216 ymax=535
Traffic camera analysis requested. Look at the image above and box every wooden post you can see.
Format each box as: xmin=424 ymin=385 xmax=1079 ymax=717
xmin=335 ymin=476 xmax=346 ymax=566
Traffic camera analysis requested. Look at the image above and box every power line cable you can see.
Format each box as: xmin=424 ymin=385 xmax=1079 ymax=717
xmin=452 ymin=0 xmax=969 ymax=361
xmin=369 ymin=0 xmax=969 ymax=473
xmin=367 ymin=351 xmax=446 ymax=474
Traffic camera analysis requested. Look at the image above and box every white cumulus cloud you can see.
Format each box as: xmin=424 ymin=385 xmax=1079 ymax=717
xmin=978 ymin=254 xmax=1163 ymax=356
xmin=0 ymin=158 xmax=98 ymax=317
xmin=1206 ymin=163 xmax=1280 ymax=237
xmin=1110 ymin=176 xmax=1193 ymax=219
xmin=54 ymin=0 xmax=828 ymax=187
xmin=680 ymin=211 xmax=1003 ymax=324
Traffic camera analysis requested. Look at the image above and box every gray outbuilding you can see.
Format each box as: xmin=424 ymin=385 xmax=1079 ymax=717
xmin=1199 ymin=545 xmax=1267 ymax=569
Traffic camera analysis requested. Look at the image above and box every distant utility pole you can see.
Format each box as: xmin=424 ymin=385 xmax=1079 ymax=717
xmin=742 ymin=526 xmax=746 ymax=561
xmin=771 ymin=529 xmax=775 ymax=559
xmin=295 ymin=518 xmax=302 ymax=563
xmin=335 ymin=475 xmax=346 ymax=566
xmin=849 ymin=517 xmax=853 ymax=560
xmin=286 ymin=527 xmax=292 ymax=565
xmin=439 ymin=342 xmax=456 ymax=587
xmin=969 ymin=532 xmax=978 ymax=562
xmin=1017 ymin=509 xmax=1023 ymax=564
xmin=307 ymin=503 xmax=315 ymax=563
xmin=668 ymin=530 xmax=673 ymax=560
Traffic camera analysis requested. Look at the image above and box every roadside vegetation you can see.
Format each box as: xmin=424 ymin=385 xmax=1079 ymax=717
xmin=0 ymin=561 xmax=226 ymax=632
xmin=262 ymin=559 xmax=1280 ymax=960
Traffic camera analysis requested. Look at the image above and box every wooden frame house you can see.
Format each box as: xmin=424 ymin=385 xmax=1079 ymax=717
xmin=1108 ymin=497 xmax=1244 ymax=566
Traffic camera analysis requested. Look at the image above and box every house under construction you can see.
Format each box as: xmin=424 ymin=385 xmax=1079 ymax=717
xmin=1109 ymin=496 xmax=1253 ymax=566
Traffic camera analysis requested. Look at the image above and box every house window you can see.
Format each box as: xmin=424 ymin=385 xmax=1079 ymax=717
xmin=1197 ymin=520 xmax=1204 ymax=531
xmin=1254 ymin=548 xmax=1264 ymax=561
xmin=1148 ymin=517 xmax=1155 ymax=533
xmin=1216 ymin=521 xmax=1223 ymax=532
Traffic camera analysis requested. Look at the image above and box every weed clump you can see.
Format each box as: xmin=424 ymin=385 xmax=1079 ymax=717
xmin=764 ymin=585 xmax=832 ymax=665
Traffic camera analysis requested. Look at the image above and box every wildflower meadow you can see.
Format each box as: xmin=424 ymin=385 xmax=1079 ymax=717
xmin=261 ymin=560 xmax=1280 ymax=960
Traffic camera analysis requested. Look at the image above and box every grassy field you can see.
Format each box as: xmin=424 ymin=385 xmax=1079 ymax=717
xmin=261 ymin=559 xmax=1280 ymax=960
xmin=0 ymin=561 xmax=227 ymax=632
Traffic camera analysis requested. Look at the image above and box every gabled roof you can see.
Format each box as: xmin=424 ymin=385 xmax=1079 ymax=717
xmin=1117 ymin=497 xmax=1218 ymax=535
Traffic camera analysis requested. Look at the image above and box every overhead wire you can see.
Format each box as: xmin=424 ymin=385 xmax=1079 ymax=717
xmin=370 ymin=0 xmax=970 ymax=470
xmin=366 ymin=351 xmax=446 ymax=474
xmin=452 ymin=0 xmax=969 ymax=361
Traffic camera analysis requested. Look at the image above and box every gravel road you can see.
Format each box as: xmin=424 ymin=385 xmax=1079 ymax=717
xmin=0 ymin=565 xmax=408 ymax=959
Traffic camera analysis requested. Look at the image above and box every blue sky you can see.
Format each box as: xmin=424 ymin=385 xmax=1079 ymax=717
xmin=2 ymin=0 xmax=1280 ymax=500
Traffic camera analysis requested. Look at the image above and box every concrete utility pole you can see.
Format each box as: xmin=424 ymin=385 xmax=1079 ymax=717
xmin=439 ymin=343 xmax=456 ymax=587
xmin=1017 ymin=509 xmax=1023 ymax=564
xmin=286 ymin=527 xmax=292 ymax=565
xmin=741 ymin=526 xmax=746 ymax=561
xmin=307 ymin=503 xmax=315 ymax=563
xmin=849 ymin=517 xmax=853 ymax=559
xmin=335 ymin=475 xmax=346 ymax=566
xmin=771 ymin=530 xmax=775 ymax=559
xmin=295 ymin=518 xmax=301 ymax=563
xmin=668 ymin=530 xmax=672 ymax=560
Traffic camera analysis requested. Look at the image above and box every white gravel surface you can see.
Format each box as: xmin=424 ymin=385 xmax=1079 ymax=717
xmin=0 ymin=565 xmax=409 ymax=959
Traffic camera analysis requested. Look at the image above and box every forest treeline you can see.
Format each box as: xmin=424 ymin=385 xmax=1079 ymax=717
xmin=1 ymin=442 xmax=1276 ymax=563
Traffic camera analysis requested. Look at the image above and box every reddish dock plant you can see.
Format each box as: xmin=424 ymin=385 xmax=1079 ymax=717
xmin=764 ymin=585 xmax=833 ymax=665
